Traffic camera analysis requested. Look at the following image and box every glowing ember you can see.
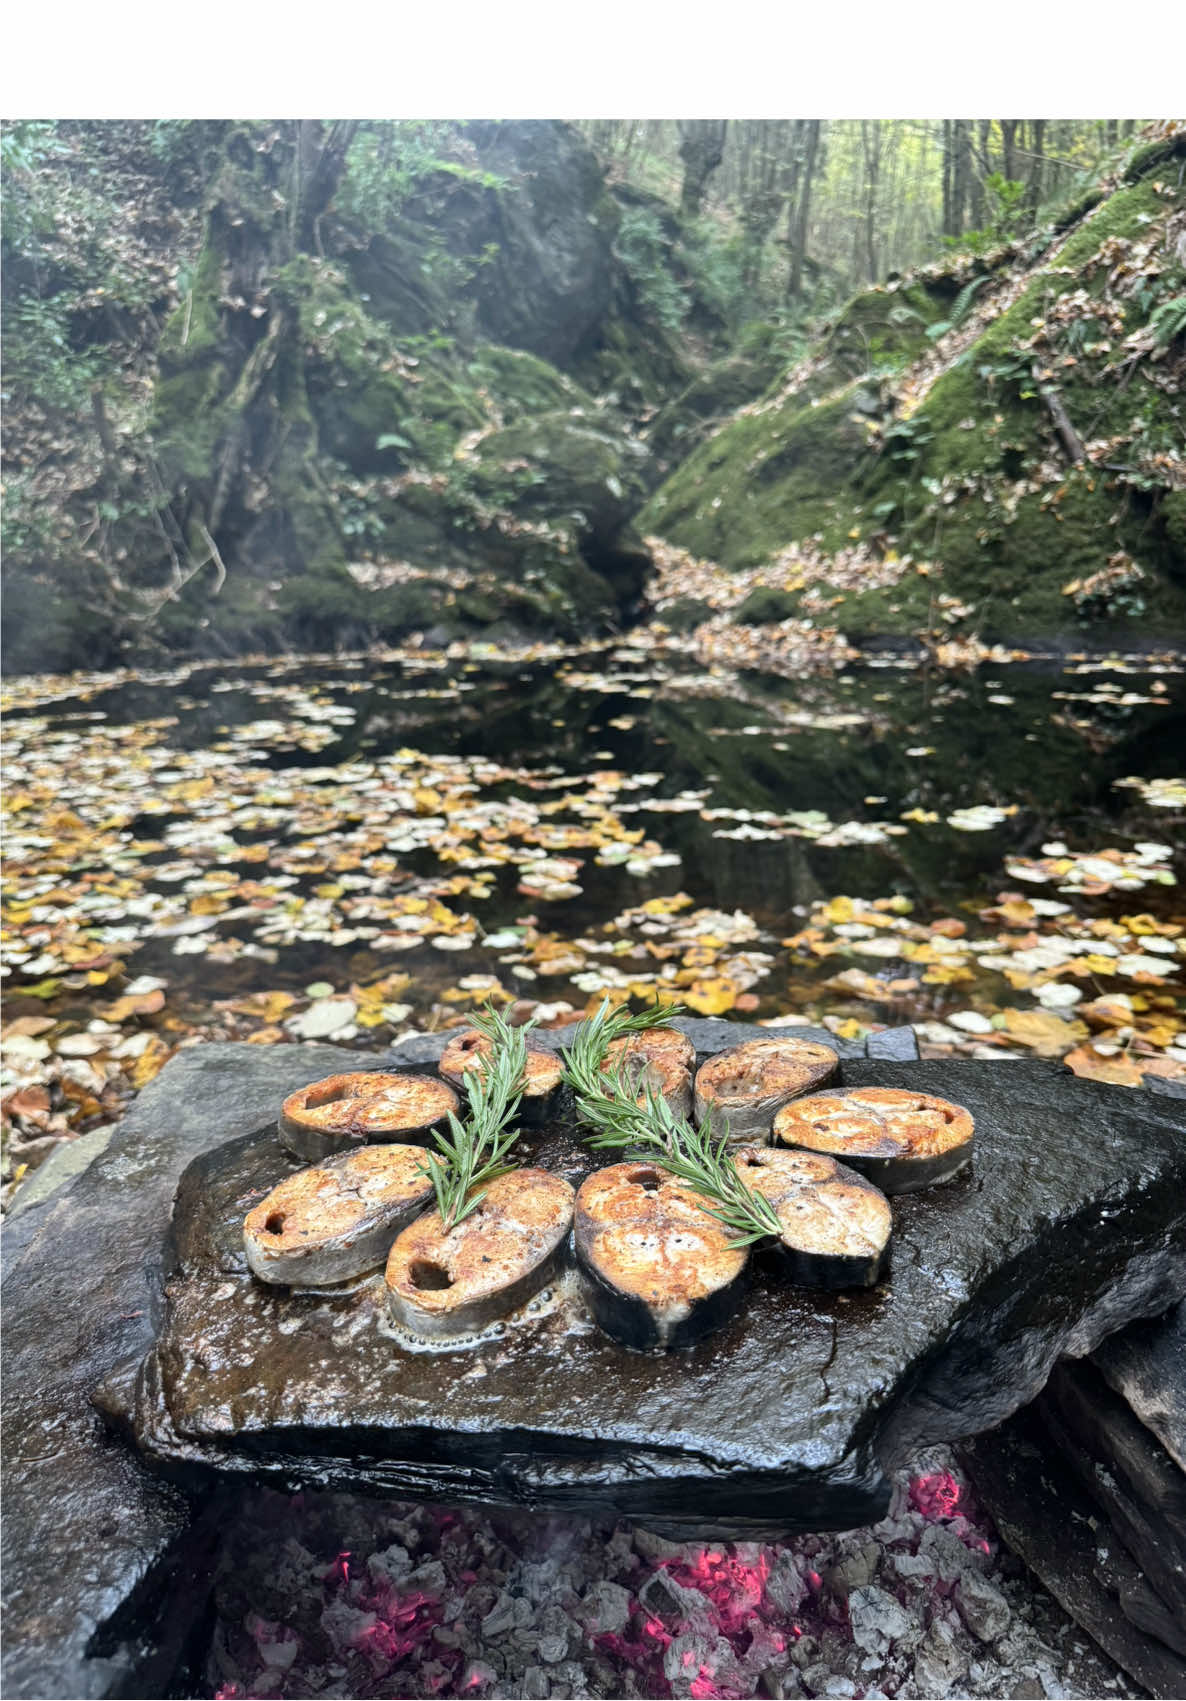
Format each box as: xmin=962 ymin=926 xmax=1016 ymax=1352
xmin=908 ymin=1469 xmax=963 ymax=1520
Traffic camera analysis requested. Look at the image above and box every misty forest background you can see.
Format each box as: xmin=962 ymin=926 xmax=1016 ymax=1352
xmin=2 ymin=117 xmax=1184 ymax=675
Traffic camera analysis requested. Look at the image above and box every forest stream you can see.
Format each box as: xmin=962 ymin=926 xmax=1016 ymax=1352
xmin=3 ymin=638 xmax=1183 ymax=1205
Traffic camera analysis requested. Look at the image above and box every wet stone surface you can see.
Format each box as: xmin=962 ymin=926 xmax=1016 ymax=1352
xmin=116 ymin=1034 xmax=1186 ymax=1540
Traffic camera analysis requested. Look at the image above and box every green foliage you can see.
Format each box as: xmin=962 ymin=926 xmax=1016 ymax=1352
xmin=0 ymin=120 xmax=66 ymax=253
xmin=1150 ymin=294 xmax=1186 ymax=350
xmin=3 ymin=294 xmax=109 ymax=411
xmin=925 ymin=273 xmax=992 ymax=340
xmin=425 ymin=1001 xmax=532 ymax=1230
xmin=614 ymin=206 xmax=687 ymax=332
xmin=337 ymin=123 xmax=506 ymax=232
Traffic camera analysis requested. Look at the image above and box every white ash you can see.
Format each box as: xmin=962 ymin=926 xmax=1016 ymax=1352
xmin=206 ymin=1449 xmax=1134 ymax=1700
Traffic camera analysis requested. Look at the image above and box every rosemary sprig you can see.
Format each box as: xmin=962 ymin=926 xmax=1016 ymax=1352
xmin=561 ymin=999 xmax=782 ymax=1247
xmin=424 ymin=1002 xmax=534 ymax=1231
xmin=561 ymin=996 xmax=686 ymax=1083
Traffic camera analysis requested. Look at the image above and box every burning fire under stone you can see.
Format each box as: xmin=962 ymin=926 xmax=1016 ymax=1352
xmin=203 ymin=1460 xmax=1070 ymax=1700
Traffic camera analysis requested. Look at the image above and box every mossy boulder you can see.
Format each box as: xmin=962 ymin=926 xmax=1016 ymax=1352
xmin=351 ymin=123 xmax=617 ymax=368
xmin=465 ymin=344 xmax=598 ymax=421
xmin=465 ymin=411 xmax=648 ymax=539
xmin=658 ymin=595 xmax=713 ymax=632
xmin=642 ymin=383 xmax=868 ymax=565
xmin=647 ymin=344 xmax=789 ymax=480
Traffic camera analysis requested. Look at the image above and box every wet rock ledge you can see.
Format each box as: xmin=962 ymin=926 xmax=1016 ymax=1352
xmin=1 ymin=1022 xmax=1184 ymax=1699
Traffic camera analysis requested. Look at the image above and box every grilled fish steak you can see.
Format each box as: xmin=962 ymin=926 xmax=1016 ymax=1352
xmin=601 ymin=1034 xmax=693 ymax=1119
xmin=385 ymin=1168 xmax=575 ymax=1340
xmin=438 ymin=1031 xmax=563 ymax=1124
xmin=244 ymin=1144 xmax=440 ymax=1286
xmin=773 ymin=1086 xmax=974 ymax=1193
xmin=278 ymin=1071 xmax=458 ymax=1162
xmin=734 ymin=1144 xmax=892 ymax=1288
xmin=605 ymin=1028 xmax=696 ymax=1070
xmin=693 ymin=1038 xmax=838 ymax=1147
xmin=574 ymin=1163 xmax=749 ymax=1352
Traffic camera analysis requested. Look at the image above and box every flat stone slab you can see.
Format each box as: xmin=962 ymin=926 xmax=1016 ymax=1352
xmin=121 ymin=1051 xmax=1186 ymax=1539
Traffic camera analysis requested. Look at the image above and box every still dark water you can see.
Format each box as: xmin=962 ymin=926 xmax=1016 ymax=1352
xmin=3 ymin=642 xmax=1184 ymax=1104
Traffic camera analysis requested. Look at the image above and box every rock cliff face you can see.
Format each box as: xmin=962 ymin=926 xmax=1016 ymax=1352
xmin=643 ymin=135 xmax=1186 ymax=645
xmin=1 ymin=122 xmax=660 ymax=672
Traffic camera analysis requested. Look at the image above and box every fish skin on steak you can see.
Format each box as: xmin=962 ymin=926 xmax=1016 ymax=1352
xmin=734 ymin=1144 xmax=892 ymax=1289
xmin=693 ymin=1038 xmax=839 ymax=1147
xmin=385 ymin=1168 xmax=574 ymax=1341
xmin=574 ymin=1162 xmax=749 ymax=1352
xmin=773 ymin=1087 xmax=974 ymax=1193
xmin=278 ymin=1071 xmax=459 ymax=1162
xmin=244 ymin=1144 xmax=440 ymax=1286
xmin=438 ymin=1031 xmax=563 ymax=1125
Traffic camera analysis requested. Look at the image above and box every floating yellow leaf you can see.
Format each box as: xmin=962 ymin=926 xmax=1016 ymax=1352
xmin=682 ymin=977 xmax=740 ymax=1015
xmin=1002 ymin=1008 xmax=1088 ymax=1057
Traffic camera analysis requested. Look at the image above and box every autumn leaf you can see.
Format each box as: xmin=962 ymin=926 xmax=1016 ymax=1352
xmin=1002 ymin=1008 xmax=1088 ymax=1057
xmin=682 ymin=976 xmax=740 ymax=1015
xmin=1063 ymin=1045 xmax=1145 ymax=1087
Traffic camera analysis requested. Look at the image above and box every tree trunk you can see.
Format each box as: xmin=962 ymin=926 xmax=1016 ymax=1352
xmin=1026 ymin=118 xmax=1045 ymax=214
xmin=861 ymin=120 xmax=881 ymax=281
xmin=1000 ymin=119 xmax=1020 ymax=182
xmin=970 ymin=118 xmax=992 ymax=227
xmin=786 ymin=120 xmax=821 ymax=299
xmin=951 ymin=120 xmax=971 ymax=237
xmin=677 ymin=120 xmax=727 ymax=217
xmin=151 ymin=120 xmax=356 ymax=580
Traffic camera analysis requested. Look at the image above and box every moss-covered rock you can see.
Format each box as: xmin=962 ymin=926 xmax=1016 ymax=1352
xmin=465 ymin=344 xmax=598 ymax=421
xmin=645 ymin=168 xmax=1186 ymax=642
xmin=642 ymin=383 xmax=868 ymax=565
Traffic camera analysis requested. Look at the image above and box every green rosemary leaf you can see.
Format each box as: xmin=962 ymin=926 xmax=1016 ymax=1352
xmin=424 ymin=1000 xmax=530 ymax=1230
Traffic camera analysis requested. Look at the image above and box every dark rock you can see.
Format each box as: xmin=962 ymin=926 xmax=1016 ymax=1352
xmin=1038 ymin=1359 xmax=1186 ymax=1631
xmin=120 ymin=1055 xmax=1184 ymax=1542
xmin=354 ymin=122 xmax=616 ymax=369
xmin=866 ymin=1026 xmax=920 ymax=1063
xmin=5 ymin=1032 xmax=1184 ymax=1699
xmin=1092 ymin=1297 xmax=1185 ymax=1469
xmin=962 ymin=1404 xmax=1186 ymax=1698
xmin=0 ymin=1041 xmax=393 ymax=1701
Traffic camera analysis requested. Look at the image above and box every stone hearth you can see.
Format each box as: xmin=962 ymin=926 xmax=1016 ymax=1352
xmin=2 ymin=1021 xmax=1184 ymax=1698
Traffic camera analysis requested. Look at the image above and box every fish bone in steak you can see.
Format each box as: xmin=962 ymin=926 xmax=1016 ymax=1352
xmin=438 ymin=1031 xmax=563 ymax=1124
xmin=693 ymin=1038 xmax=838 ymax=1147
xmin=385 ymin=1168 xmax=574 ymax=1340
xmin=734 ymin=1144 xmax=892 ymax=1288
xmin=244 ymin=1144 xmax=440 ymax=1285
xmin=574 ymin=1162 xmax=749 ymax=1351
xmin=278 ymin=1071 xmax=458 ymax=1162
xmin=773 ymin=1086 xmax=974 ymax=1193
